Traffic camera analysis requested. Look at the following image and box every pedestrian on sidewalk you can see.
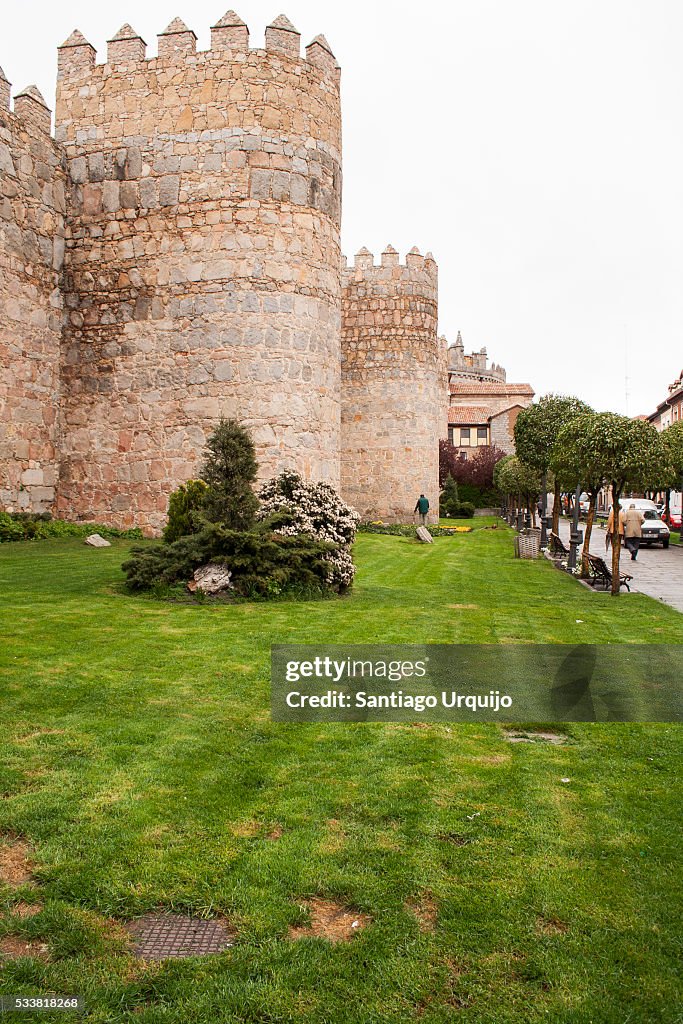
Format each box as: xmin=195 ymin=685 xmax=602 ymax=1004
xmin=623 ymin=503 xmax=645 ymax=561
xmin=606 ymin=505 xmax=625 ymax=551
xmin=414 ymin=493 xmax=430 ymax=525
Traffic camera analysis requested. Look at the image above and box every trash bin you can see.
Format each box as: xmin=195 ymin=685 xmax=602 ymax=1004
xmin=517 ymin=528 xmax=541 ymax=559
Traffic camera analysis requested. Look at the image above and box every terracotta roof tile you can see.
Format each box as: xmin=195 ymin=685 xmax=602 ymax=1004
xmin=449 ymin=381 xmax=534 ymax=396
xmin=448 ymin=406 xmax=490 ymax=425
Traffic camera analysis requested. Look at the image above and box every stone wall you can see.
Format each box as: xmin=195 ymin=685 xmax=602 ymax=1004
xmin=0 ymin=76 xmax=66 ymax=514
xmin=489 ymin=405 xmax=525 ymax=453
xmin=54 ymin=16 xmax=342 ymax=533
xmin=341 ymin=246 xmax=440 ymax=523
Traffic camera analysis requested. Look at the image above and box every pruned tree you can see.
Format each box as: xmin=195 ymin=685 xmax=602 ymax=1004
xmin=551 ymin=412 xmax=607 ymax=576
xmin=661 ymin=422 xmax=683 ymax=535
xmin=494 ymin=455 xmax=541 ymax=524
xmin=585 ymin=414 xmax=666 ymax=594
xmin=514 ymin=395 xmax=592 ymax=533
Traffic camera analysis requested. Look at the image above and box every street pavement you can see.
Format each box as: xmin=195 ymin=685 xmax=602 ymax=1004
xmin=556 ymin=518 xmax=683 ymax=613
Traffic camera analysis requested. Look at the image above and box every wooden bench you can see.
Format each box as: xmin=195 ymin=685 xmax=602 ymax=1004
xmin=586 ymin=552 xmax=633 ymax=592
xmin=549 ymin=531 xmax=569 ymax=558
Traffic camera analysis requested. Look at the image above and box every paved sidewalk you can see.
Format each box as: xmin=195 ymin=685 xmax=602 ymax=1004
xmin=556 ymin=518 xmax=683 ymax=613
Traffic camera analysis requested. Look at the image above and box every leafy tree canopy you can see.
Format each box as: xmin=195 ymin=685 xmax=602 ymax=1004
xmin=494 ymin=455 xmax=541 ymax=498
xmin=662 ymin=421 xmax=683 ymax=482
xmin=551 ymin=411 xmax=609 ymax=492
xmin=553 ymin=412 xmax=665 ymax=496
xmin=514 ymin=394 xmax=592 ymax=472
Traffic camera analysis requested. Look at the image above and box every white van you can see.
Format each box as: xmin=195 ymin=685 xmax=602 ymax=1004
xmin=618 ymin=499 xmax=670 ymax=549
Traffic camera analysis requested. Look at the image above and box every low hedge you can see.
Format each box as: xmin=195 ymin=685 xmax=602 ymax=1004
xmin=0 ymin=512 xmax=142 ymax=543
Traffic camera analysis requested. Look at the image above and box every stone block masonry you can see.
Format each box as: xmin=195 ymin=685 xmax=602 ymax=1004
xmin=0 ymin=71 xmax=66 ymax=514
xmin=54 ymin=14 xmax=342 ymax=533
xmin=0 ymin=13 xmax=446 ymax=534
xmin=341 ymin=246 xmax=441 ymax=523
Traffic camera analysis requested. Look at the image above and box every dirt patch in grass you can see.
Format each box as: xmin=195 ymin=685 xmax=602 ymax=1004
xmin=319 ymin=819 xmax=346 ymax=853
xmin=447 ymin=603 xmax=479 ymax=610
xmin=0 ymin=935 xmax=49 ymax=960
xmin=266 ymin=825 xmax=283 ymax=841
xmin=0 ymin=838 xmax=35 ymax=886
xmin=9 ymin=901 xmax=42 ymax=919
xmin=536 ymin=915 xmax=569 ymax=935
xmin=15 ymin=728 xmax=65 ymax=744
xmin=503 ymin=730 xmax=568 ymax=745
xmin=406 ymin=895 xmax=438 ymax=933
xmin=437 ymin=832 xmax=473 ymax=847
xmin=231 ymin=820 xmax=261 ymax=838
xmin=288 ymin=898 xmax=371 ymax=943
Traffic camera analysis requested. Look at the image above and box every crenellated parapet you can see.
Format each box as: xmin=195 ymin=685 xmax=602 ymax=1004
xmin=447 ymin=333 xmax=507 ymax=382
xmin=341 ymin=246 xmax=439 ymax=373
xmin=211 ymin=11 xmax=249 ymax=51
xmin=106 ymin=25 xmax=146 ymax=65
xmin=56 ymin=12 xmax=340 ymax=88
xmin=8 ymin=85 xmax=52 ymax=136
xmin=0 ymin=66 xmax=10 ymax=111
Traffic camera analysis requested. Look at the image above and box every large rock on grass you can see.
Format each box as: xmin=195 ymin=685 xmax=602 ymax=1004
xmin=416 ymin=526 xmax=433 ymax=544
xmin=189 ymin=563 xmax=234 ymax=595
xmin=85 ymin=534 xmax=111 ymax=547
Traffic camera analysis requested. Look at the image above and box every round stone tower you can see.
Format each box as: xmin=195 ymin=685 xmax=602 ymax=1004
xmin=54 ymin=13 xmax=342 ymax=532
xmin=341 ymin=246 xmax=441 ymax=522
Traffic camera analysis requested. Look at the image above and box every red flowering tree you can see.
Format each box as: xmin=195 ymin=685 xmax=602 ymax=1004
xmin=439 ymin=440 xmax=506 ymax=505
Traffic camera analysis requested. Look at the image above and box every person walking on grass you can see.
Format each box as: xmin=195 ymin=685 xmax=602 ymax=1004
xmin=623 ymin=503 xmax=645 ymax=561
xmin=606 ymin=504 xmax=625 ymax=552
xmin=414 ymin=493 xmax=430 ymax=525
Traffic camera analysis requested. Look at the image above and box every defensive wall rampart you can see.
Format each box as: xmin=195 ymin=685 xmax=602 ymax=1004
xmin=0 ymin=75 xmax=66 ymax=515
xmin=341 ymin=246 xmax=441 ymax=523
xmin=54 ymin=14 xmax=342 ymax=531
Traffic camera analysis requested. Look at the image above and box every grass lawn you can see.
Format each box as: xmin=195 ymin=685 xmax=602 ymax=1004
xmin=0 ymin=522 xmax=681 ymax=1023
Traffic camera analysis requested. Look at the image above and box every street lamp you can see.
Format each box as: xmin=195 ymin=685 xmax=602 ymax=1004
xmin=568 ymin=484 xmax=583 ymax=571
xmin=540 ymin=471 xmax=548 ymax=547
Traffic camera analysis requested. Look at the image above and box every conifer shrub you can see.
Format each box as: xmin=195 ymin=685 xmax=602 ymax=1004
xmin=162 ymin=479 xmax=208 ymax=543
xmin=439 ymin=475 xmax=460 ymax=516
xmin=200 ymin=418 xmax=258 ymax=530
xmin=122 ymin=520 xmax=338 ymax=598
xmin=126 ymin=427 xmax=359 ymax=599
xmin=439 ymin=475 xmax=476 ymax=519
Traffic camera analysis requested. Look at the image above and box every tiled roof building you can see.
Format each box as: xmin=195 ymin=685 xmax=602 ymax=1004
xmin=445 ymin=334 xmax=534 ymax=456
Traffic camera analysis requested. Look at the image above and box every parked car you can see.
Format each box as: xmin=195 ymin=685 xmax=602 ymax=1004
xmin=663 ymin=505 xmax=682 ymax=530
xmin=618 ymin=499 xmax=670 ymax=548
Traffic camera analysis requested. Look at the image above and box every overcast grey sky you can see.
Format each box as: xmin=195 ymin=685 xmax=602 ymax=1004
xmin=3 ymin=1 xmax=682 ymax=416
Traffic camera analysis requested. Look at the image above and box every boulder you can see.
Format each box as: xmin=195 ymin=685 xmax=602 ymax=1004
xmin=190 ymin=563 xmax=233 ymax=594
xmin=85 ymin=533 xmax=111 ymax=547
xmin=416 ymin=526 xmax=433 ymax=544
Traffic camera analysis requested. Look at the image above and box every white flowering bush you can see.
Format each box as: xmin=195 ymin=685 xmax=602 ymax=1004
xmin=257 ymin=470 xmax=360 ymax=590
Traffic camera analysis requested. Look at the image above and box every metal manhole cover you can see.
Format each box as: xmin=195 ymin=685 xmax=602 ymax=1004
xmin=125 ymin=913 xmax=235 ymax=959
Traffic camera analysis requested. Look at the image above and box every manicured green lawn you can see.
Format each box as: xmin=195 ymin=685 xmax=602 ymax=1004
xmin=0 ymin=524 xmax=681 ymax=1023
